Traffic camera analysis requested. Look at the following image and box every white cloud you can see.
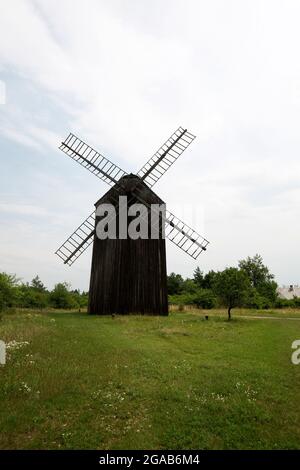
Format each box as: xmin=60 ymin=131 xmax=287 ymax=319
xmin=0 ymin=203 xmax=49 ymax=216
xmin=0 ymin=0 xmax=300 ymax=287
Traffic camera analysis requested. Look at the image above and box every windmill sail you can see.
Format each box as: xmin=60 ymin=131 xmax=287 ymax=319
xmin=55 ymin=212 xmax=96 ymax=266
xmin=56 ymin=127 xmax=209 ymax=266
xmin=165 ymin=210 xmax=209 ymax=259
xmin=130 ymin=183 xmax=208 ymax=259
xmin=59 ymin=133 xmax=127 ymax=186
xmin=56 ymin=207 xmax=208 ymax=265
xmin=137 ymin=127 xmax=196 ymax=188
xmin=55 ymin=193 xmax=135 ymax=265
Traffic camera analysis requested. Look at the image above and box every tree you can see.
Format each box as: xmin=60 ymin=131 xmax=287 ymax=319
xmin=70 ymin=289 xmax=89 ymax=311
xmin=182 ymin=278 xmax=198 ymax=294
xmin=16 ymin=283 xmax=49 ymax=309
xmin=194 ymin=289 xmax=217 ymax=309
xmin=238 ymin=254 xmax=277 ymax=307
xmin=213 ymin=268 xmax=251 ymax=320
xmin=0 ymin=272 xmax=18 ymax=311
xmin=202 ymin=270 xmax=218 ymax=289
xmin=167 ymin=273 xmax=184 ymax=295
xmin=238 ymin=254 xmax=274 ymax=288
xmin=31 ymin=275 xmax=47 ymax=292
xmin=50 ymin=282 xmax=76 ymax=309
xmin=193 ymin=267 xmax=204 ymax=288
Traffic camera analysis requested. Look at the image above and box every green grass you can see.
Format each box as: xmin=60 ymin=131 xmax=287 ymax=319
xmin=1 ymin=308 xmax=300 ymax=449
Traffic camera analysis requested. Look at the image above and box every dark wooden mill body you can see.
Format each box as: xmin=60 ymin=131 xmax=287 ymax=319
xmin=55 ymin=127 xmax=209 ymax=316
xmin=88 ymin=174 xmax=168 ymax=315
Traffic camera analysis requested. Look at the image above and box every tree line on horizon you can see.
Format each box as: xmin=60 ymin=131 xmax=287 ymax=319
xmin=0 ymin=254 xmax=299 ymax=319
xmin=0 ymin=275 xmax=88 ymax=312
xmin=168 ymin=254 xmax=300 ymax=319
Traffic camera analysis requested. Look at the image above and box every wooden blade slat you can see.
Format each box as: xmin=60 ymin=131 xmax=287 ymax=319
xmin=59 ymin=133 xmax=127 ymax=186
xmin=137 ymin=127 xmax=196 ymax=187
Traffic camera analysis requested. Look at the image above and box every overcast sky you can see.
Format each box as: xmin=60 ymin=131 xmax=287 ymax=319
xmin=0 ymin=0 xmax=299 ymax=290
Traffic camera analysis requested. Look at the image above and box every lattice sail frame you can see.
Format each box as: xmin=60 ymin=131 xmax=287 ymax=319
xmin=137 ymin=127 xmax=195 ymax=187
xmin=55 ymin=128 xmax=209 ymax=265
xmin=56 ymin=211 xmax=96 ymax=266
xmin=59 ymin=133 xmax=127 ymax=185
xmin=165 ymin=210 xmax=209 ymax=259
xmin=56 ymin=206 xmax=208 ymax=266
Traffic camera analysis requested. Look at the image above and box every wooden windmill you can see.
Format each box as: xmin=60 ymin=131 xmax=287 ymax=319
xmin=55 ymin=127 xmax=209 ymax=315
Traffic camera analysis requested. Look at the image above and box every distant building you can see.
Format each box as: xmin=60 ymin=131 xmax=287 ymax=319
xmin=277 ymin=285 xmax=300 ymax=300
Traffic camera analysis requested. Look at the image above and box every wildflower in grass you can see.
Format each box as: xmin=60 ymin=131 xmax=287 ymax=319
xmin=19 ymin=382 xmax=32 ymax=393
xmin=235 ymin=381 xmax=258 ymax=402
xmin=6 ymin=340 xmax=29 ymax=351
xmin=211 ymin=392 xmax=226 ymax=402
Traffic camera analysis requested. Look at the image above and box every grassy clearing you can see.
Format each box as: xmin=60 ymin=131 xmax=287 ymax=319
xmin=0 ymin=309 xmax=300 ymax=449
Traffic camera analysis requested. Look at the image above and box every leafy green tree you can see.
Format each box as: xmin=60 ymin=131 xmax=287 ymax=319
xmin=31 ymin=275 xmax=47 ymax=292
xmin=238 ymin=254 xmax=277 ymax=306
xmin=238 ymin=254 xmax=273 ymax=288
xmin=80 ymin=291 xmax=89 ymax=308
xmin=182 ymin=278 xmax=198 ymax=294
xmin=193 ymin=267 xmax=204 ymax=288
xmin=70 ymin=289 xmax=89 ymax=311
xmin=202 ymin=270 xmax=218 ymax=289
xmin=213 ymin=268 xmax=251 ymax=320
xmin=167 ymin=273 xmax=184 ymax=295
xmin=257 ymin=280 xmax=278 ymax=305
xmin=194 ymin=289 xmax=217 ymax=309
xmin=0 ymin=272 xmax=18 ymax=311
xmin=16 ymin=283 xmax=49 ymax=309
xmin=50 ymin=282 xmax=76 ymax=309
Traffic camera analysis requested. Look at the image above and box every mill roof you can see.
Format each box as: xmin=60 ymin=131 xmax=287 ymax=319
xmin=94 ymin=174 xmax=165 ymax=207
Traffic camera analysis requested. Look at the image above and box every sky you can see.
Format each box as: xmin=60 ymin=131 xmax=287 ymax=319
xmin=0 ymin=0 xmax=299 ymax=290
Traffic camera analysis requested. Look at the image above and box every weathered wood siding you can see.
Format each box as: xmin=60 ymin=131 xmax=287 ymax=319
xmin=88 ymin=175 xmax=168 ymax=315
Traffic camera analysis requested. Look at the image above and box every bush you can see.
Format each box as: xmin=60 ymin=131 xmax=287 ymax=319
xmin=194 ymin=289 xmax=217 ymax=309
xmin=0 ymin=273 xmax=18 ymax=311
xmin=169 ymin=289 xmax=216 ymax=309
xmin=246 ymin=289 xmax=273 ymax=309
xmin=275 ymin=297 xmax=300 ymax=309
xmin=167 ymin=273 xmax=184 ymax=295
xmin=275 ymin=297 xmax=291 ymax=308
xmin=168 ymin=293 xmax=197 ymax=306
xmin=15 ymin=284 xmax=49 ymax=309
xmin=293 ymin=297 xmax=300 ymax=307
xmin=50 ymin=283 xmax=77 ymax=309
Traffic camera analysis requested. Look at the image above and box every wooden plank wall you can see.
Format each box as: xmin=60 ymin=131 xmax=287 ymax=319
xmin=88 ymin=176 xmax=168 ymax=315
